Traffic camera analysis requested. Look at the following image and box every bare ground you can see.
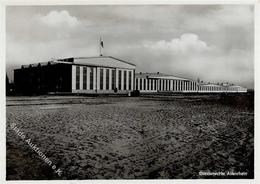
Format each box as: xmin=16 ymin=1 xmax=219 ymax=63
xmin=6 ymin=94 xmax=254 ymax=179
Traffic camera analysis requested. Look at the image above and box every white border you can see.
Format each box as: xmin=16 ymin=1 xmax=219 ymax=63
xmin=1 ymin=0 xmax=258 ymax=184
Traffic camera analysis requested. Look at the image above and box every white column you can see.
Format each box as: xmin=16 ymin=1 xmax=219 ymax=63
xmin=96 ymin=67 xmax=100 ymax=90
xmin=93 ymin=67 xmax=97 ymax=91
xmin=115 ymin=69 xmax=119 ymax=89
xmin=138 ymin=78 xmax=141 ymax=90
xmin=72 ymin=65 xmax=76 ymax=91
xmin=121 ymin=70 xmax=124 ymax=90
xmin=131 ymin=71 xmax=134 ymax=90
xmin=86 ymin=67 xmax=90 ymax=90
xmin=126 ymin=70 xmax=129 ymax=90
xmin=109 ymin=69 xmax=112 ymax=90
xmin=142 ymin=78 xmax=144 ymax=90
xmin=79 ymin=66 xmax=83 ymax=90
xmin=103 ymin=68 xmax=107 ymax=90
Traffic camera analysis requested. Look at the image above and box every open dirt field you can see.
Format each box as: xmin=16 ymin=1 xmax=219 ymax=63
xmin=6 ymin=94 xmax=254 ymax=179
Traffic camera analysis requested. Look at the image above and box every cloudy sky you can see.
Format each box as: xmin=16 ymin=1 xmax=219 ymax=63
xmin=6 ymin=5 xmax=254 ymax=88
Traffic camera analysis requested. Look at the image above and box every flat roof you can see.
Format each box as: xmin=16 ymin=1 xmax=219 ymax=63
xmin=17 ymin=56 xmax=136 ymax=70
xmin=135 ymin=72 xmax=192 ymax=81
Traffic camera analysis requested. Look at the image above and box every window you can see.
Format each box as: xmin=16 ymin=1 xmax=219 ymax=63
xmin=136 ymin=78 xmax=138 ymax=90
xmin=119 ymin=70 xmax=122 ymax=90
xmin=128 ymin=71 xmax=132 ymax=90
xmin=76 ymin=66 xmax=80 ymax=90
xmin=100 ymin=69 xmax=103 ymax=90
xmin=90 ymin=67 xmax=94 ymax=90
xmin=140 ymin=78 xmax=143 ymax=90
xmin=162 ymin=80 xmax=165 ymax=91
xmin=144 ymin=79 xmax=146 ymax=90
xmin=124 ymin=71 xmax=127 ymax=90
xmin=83 ymin=67 xmax=87 ymax=90
xmin=106 ymin=69 xmax=110 ymax=90
xmin=151 ymin=79 xmax=153 ymax=91
xmin=112 ymin=69 xmax=115 ymax=90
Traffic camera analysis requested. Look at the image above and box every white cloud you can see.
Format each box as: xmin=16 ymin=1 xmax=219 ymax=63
xmin=144 ymin=33 xmax=212 ymax=54
xmin=39 ymin=10 xmax=79 ymax=28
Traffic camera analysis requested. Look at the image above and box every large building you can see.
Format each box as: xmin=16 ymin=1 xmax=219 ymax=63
xmin=135 ymin=72 xmax=197 ymax=93
xmin=14 ymin=56 xmax=136 ymax=95
xmin=135 ymin=73 xmax=247 ymax=93
xmin=13 ymin=55 xmax=247 ymax=95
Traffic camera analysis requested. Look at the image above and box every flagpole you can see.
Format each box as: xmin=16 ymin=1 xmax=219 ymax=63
xmin=99 ymin=37 xmax=101 ymax=56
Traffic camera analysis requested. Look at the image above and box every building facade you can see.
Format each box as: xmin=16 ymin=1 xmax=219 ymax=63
xmin=135 ymin=73 xmax=247 ymax=93
xmin=135 ymin=73 xmax=198 ymax=93
xmin=14 ymin=56 xmax=136 ymax=95
xmin=198 ymin=84 xmax=247 ymax=93
xmin=71 ymin=56 xmax=135 ymax=94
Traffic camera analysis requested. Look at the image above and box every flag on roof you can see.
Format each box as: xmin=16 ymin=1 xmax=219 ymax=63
xmin=100 ymin=37 xmax=104 ymax=48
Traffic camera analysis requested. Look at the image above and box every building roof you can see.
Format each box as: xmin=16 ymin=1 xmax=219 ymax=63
xmin=18 ymin=56 xmax=136 ymax=70
xmin=135 ymin=72 xmax=192 ymax=81
xmin=200 ymin=83 xmax=222 ymax=87
xmin=20 ymin=61 xmax=58 ymax=69
xmin=72 ymin=56 xmax=136 ymax=69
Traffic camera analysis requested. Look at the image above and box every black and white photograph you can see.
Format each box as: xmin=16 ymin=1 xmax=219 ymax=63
xmin=3 ymin=0 xmax=257 ymax=182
